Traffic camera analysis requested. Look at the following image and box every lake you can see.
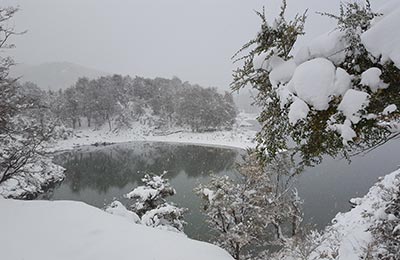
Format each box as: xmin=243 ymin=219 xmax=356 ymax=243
xmin=41 ymin=140 xmax=400 ymax=242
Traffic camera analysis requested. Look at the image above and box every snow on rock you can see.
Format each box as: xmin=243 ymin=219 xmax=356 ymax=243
xmin=104 ymin=200 xmax=141 ymax=223
xmin=383 ymin=104 xmax=397 ymax=115
xmin=290 ymin=58 xmax=336 ymax=111
xmin=269 ymin=59 xmax=297 ymax=85
xmin=333 ymin=68 xmax=352 ymax=96
xmin=0 ymin=199 xmax=233 ymax=260
xmin=295 ymin=30 xmax=346 ymax=65
xmin=360 ymin=67 xmax=388 ymax=92
xmin=288 ymin=98 xmax=310 ymax=125
xmin=338 ymin=89 xmax=370 ymax=124
xmin=361 ymin=4 xmax=400 ymax=68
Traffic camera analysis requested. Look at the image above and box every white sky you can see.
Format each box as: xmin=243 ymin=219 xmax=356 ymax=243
xmin=1 ymin=0 xmax=387 ymax=89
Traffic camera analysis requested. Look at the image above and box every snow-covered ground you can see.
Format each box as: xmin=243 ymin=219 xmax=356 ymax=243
xmin=0 ymin=198 xmax=233 ymax=260
xmin=275 ymin=168 xmax=400 ymax=260
xmin=47 ymin=113 xmax=258 ymax=153
xmin=313 ymin=169 xmax=399 ymax=259
xmin=0 ymin=157 xmax=65 ymax=199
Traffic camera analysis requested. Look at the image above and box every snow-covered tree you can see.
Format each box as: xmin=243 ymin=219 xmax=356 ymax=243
xmin=232 ymin=0 xmax=400 ymax=167
xmin=125 ymin=172 xmax=186 ymax=233
xmin=369 ymin=182 xmax=400 ymax=260
xmin=0 ymin=7 xmax=65 ymax=197
xmin=196 ymin=152 xmax=303 ymax=260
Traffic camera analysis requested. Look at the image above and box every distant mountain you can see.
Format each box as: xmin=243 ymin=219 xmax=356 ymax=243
xmin=10 ymin=62 xmax=109 ymax=91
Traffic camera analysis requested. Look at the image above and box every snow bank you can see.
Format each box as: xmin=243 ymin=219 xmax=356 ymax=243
xmin=47 ymin=120 xmax=257 ymax=153
xmin=0 ymin=199 xmax=233 ymax=260
xmin=0 ymin=158 xmax=65 ymax=199
xmin=307 ymin=169 xmax=400 ymax=260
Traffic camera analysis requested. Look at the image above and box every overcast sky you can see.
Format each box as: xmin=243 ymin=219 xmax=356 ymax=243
xmin=2 ymin=0 xmax=387 ymax=89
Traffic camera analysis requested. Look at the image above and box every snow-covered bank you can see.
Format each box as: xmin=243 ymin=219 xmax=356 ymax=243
xmin=275 ymin=168 xmax=400 ymax=260
xmin=47 ymin=124 xmax=257 ymax=153
xmin=0 ymin=158 xmax=65 ymax=199
xmin=0 ymin=198 xmax=233 ymax=260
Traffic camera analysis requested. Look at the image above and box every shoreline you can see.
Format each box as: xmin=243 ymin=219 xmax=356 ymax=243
xmin=47 ymin=127 xmax=257 ymax=153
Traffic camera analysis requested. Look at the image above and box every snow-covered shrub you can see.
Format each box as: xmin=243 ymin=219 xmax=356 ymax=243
xmin=369 ymin=181 xmax=400 ymax=260
xmin=232 ymin=0 xmax=400 ymax=167
xmin=125 ymin=172 xmax=186 ymax=233
xmin=196 ymin=152 xmax=303 ymax=260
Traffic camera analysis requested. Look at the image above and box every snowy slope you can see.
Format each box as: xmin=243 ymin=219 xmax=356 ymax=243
xmin=0 ymin=198 xmax=233 ymax=260
xmin=311 ymin=169 xmax=399 ymax=259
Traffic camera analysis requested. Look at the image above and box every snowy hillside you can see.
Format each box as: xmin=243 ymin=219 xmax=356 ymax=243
xmin=0 ymin=198 xmax=233 ymax=260
xmin=9 ymin=62 xmax=109 ymax=90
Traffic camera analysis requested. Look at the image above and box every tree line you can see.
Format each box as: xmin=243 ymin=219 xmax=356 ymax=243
xmin=49 ymin=75 xmax=237 ymax=132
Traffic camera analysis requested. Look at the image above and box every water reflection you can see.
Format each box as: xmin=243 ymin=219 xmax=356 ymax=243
xmin=41 ymin=140 xmax=400 ymax=242
xmin=45 ymin=142 xmax=240 ymax=240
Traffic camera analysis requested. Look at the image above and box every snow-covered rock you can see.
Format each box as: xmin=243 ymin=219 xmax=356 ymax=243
xmin=0 ymin=199 xmax=233 ymax=260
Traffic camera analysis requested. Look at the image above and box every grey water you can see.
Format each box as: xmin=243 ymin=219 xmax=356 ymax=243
xmin=42 ymin=140 xmax=400 ymax=242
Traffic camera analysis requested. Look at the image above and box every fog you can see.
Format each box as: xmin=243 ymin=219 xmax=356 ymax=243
xmin=2 ymin=0 xmax=387 ymax=89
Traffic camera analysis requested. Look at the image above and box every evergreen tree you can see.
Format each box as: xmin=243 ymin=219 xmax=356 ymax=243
xmin=125 ymin=172 xmax=186 ymax=233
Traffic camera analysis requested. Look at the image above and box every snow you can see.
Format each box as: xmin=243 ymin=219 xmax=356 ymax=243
xmin=288 ymin=98 xmax=309 ymax=125
xmin=0 ymin=157 xmax=65 ymax=199
xmin=338 ymin=89 xmax=370 ymax=124
xmin=253 ymin=51 xmax=284 ymax=71
xmin=125 ymin=186 xmax=158 ymax=201
xmin=269 ymin=59 xmax=297 ymax=85
xmin=294 ymin=30 xmax=346 ymax=65
xmin=305 ymin=169 xmax=400 ymax=260
xmin=104 ymin=200 xmax=141 ymax=223
xmin=360 ymin=67 xmax=388 ymax=92
xmin=290 ymin=58 xmax=336 ymax=111
xmin=361 ymin=3 xmax=400 ymax=68
xmin=331 ymin=119 xmax=357 ymax=145
xmin=383 ymin=104 xmax=397 ymax=115
xmin=333 ymin=68 xmax=352 ymax=96
xmin=0 ymin=199 xmax=233 ymax=260
xmin=47 ymin=119 xmax=257 ymax=153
